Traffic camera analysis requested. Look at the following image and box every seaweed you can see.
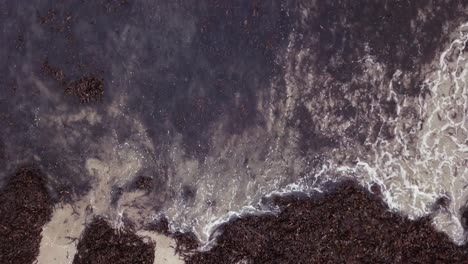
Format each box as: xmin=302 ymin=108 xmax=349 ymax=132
xmin=41 ymin=60 xmax=104 ymax=103
xmin=182 ymin=181 xmax=468 ymax=264
xmin=73 ymin=217 xmax=155 ymax=264
xmin=0 ymin=167 xmax=53 ymax=264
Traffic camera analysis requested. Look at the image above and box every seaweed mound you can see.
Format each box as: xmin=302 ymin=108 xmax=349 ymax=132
xmin=66 ymin=76 xmax=104 ymax=103
xmin=73 ymin=218 xmax=155 ymax=264
xmin=0 ymin=167 xmax=53 ymax=264
xmin=184 ymin=182 xmax=468 ymax=264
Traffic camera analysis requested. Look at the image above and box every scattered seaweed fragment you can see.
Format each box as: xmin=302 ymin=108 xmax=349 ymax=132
xmin=73 ymin=217 xmax=155 ymax=264
xmin=66 ymin=76 xmax=104 ymax=103
xmin=0 ymin=167 xmax=53 ymax=264
xmin=41 ymin=60 xmax=67 ymax=85
xmin=182 ymin=181 xmax=468 ymax=264
xmin=38 ymin=8 xmax=73 ymax=35
xmin=41 ymin=60 xmax=104 ymax=103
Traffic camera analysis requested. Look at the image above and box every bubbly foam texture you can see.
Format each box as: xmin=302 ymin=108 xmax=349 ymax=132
xmin=272 ymin=22 xmax=468 ymax=245
xmin=172 ymin=22 xmax=468 ymax=245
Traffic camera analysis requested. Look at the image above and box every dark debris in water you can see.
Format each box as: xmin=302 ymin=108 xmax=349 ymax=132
xmin=41 ymin=60 xmax=104 ymax=103
xmin=131 ymin=175 xmax=154 ymax=192
xmin=73 ymin=217 xmax=155 ymax=264
xmin=0 ymin=167 xmax=53 ymax=264
xmin=41 ymin=60 xmax=67 ymax=85
xmin=180 ymin=181 xmax=468 ymax=264
xmin=66 ymin=76 xmax=104 ymax=103
xmin=38 ymin=8 xmax=73 ymax=34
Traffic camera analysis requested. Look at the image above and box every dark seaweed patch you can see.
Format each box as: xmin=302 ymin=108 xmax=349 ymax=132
xmin=173 ymin=231 xmax=199 ymax=254
xmin=370 ymin=183 xmax=382 ymax=196
xmin=0 ymin=167 xmax=53 ymax=264
xmin=41 ymin=60 xmax=67 ymax=85
xmin=66 ymin=76 xmax=104 ymax=103
xmin=182 ymin=181 xmax=468 ymax=264
xmin=41 ymin=60 xmax=104 ymax=103
xmin=433 ymin=195 xmax=451 ymax=212
xmin=73 ymin=217 xmax=155 ymax=264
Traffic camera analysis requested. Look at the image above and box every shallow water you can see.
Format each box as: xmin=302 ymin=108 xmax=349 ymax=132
xmin=1 ymin=1 xmax=468 ymax=262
